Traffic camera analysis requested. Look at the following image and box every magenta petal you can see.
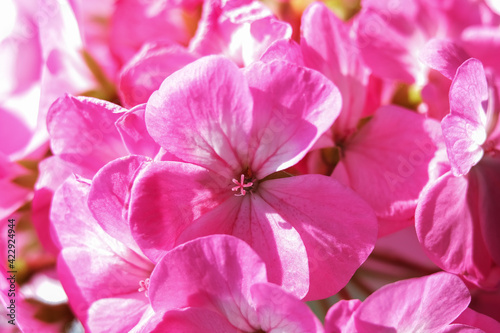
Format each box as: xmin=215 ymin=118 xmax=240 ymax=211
xmin=454 ymin=308 xmax=500 ymax=332
xmin=115 ymin=104 xmax=161 ymax=158
xmin=118 ymin=43 xmax=198 ymax=107
xmin=110 ymin=0 xmax=190 ymax=64
xmin=324 ymin=299 xmax=360 ymax=333
xmin=251 ymin=283 xmax=322 ymax=333
xmin=420 ymin=39 xmax=470 ymax=80
xmin=416 ymin=171 xmax=499 ymax=289
xmin=259 ymin=39 xmax=304 ymax=65
xmin=462 ymin=26 xmax=500 ymax=74
xmin=87 ymin=295 xmax=150 ymax=333
xmin=259 ymin=175 xmax=377 ymax=300
xmin=472 ymin=156 xmax=500 ymax=266
xmin=173 ymin=193 xmax=309 ymax=298
xmin=149 ymin=235 xmax=267 ymax=331
xmin=438 ymin=324 xmax=484 ymax=333
xmin=89 ymin=155 xmax=151 ymax=250
xmin=146 ymin=56 xmax=253 ymax=177
xmin=301 ymin=2 xmax=369 ymax=133
xmin=355 ymin=7 xmax=424 ymax=83
xmin=129 ymin=161 xmax=232 ymax=262
xmin=354 ymin=272 xmax=471 ymax=332
xmin=152 ymin=308 xmax=239 ymax=333
xmin=46 ymin=95 xmax=128 ymax=173
xmin=51 ymin=177 xmax=109 ymax=250
xmin=232 ymin=196 xmax=310 ymax=298
xmin=333 ymin=105 xmax=443 ymax=224
xmin=444 ymin=58 xmax=488 ymax=176
xmin=245 ymin=60 xmax=341 ymax=178
xmin=190 ymin=0 xmax=291 ymax=66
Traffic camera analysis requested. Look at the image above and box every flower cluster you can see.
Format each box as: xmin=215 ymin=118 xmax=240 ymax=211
xmin=1 ymin=0 xmax=500 ymax=332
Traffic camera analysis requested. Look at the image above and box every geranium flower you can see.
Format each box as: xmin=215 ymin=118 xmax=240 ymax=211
xmin=300 ymin=3 xmax=445 ymax=236
xmin=416 ymin=58 xmax=500 ymax=289
xmin=51 ymin=176 xmax=155 ymax=332
xmin=325 ymin=272 xmax=500 ymax=332
xmin=144 ymin=234 xmax=323 ymax=333
xmin=116 ymin=56 xmax=378 ymax=300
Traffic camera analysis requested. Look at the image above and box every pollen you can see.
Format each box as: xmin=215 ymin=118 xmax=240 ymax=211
xmin=231 ymin=174 xmax=254 ymax=196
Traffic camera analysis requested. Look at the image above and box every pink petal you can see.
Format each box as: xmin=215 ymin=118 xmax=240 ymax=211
xmin=462 ymin=26 xmax=500 ymax=74
xmin=53 ymin=178 xmax=153 ymax=321
xmin=151 ymin=308 xmax=238 ymax=333
xmin=245 ymin=60 xmax=341 ymax=178
xmin=115 ymin=104 xmax=161 ymax=158
xmin=416 ymin=171 xmax=500 ymax=289
xmin=0 ymin=107 xmax=33 ymax=156
xmin=259 ymin=175 xmax=377 ymax=301
xmin=324 ymin=299 xmax=361 ymax=333
xmin=110 ymin=0 xmax=191 ymax=64
xmin=444 ymin=58 xmax=488 ymax=176
xmin=87 ymin=295 xmax=151 ymax=333
xmin=0 ymin=2 xmax=41 ymax=96
xmin=259 ymin=39 xmax=304 ymax=65
xmin=421 ymin=69 xmax=452 ymax=121
xmin=420 ymin=39 xmax=470 ymax=80
xmin=145 ymin=56 xmax=253 ymax=177
xmin=88 ymin=155 xmax=151 ymax=251
xmin=454 ymin=307 xmax=500 ymax=332
xmin=46 ymin=95 xmax=128 ymax=173
xmin=149 ymin=235 xmax=267 ymax=331
xmin=251 ymin=283 xmax=322 ymax=333
xmin=439 ymin=324 xmax=485 ymax=333
xmin=118 ymin=43 xmax=198 ymax=107
xmin=354 ymin=1 xmax=435 ymax=83
xmin=332 ymin=105 xmax=443 ymax=224
xmin=472 ymin=156 xmax=500 ymax=267
xmin=175 ymin=193 xmax=310 ymax=299
xmin=354 ymin=272 xmax=471 ymax=332
xmin=129 ymin=161 xmax=232 ymax=262
xmin=301 ymin=2 xmax=369 ymax=133
xmin=190 ymin=0 xmax=291 ymax=66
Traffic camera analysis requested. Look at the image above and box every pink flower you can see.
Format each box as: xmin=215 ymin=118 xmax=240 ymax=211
xmin=300 ymin=3 xmax=445 ymax=236
xmin=145 ymin=234 xmax=323 ymax=332
xmin=119 ymin=56 xmax=378 ymax=300
xmin=51 ymin=176 xmax=155 ymax=332
xmin=325 ymin=272 xmax=500 ymax=332
xmin=416 ymin=58 xmax=500 ymax=289
xmin=118 ymin=0 xmax=292 ymax=107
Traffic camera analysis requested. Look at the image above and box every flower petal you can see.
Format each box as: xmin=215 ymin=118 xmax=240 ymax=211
xmin=324 ymin=299 xmax=360 ymax=333
xmin=259 ymin=174 xmax=377 ymax=300
xmin=301 ymin=2 xmax=369 ymax=133
xmin=332 ymin=105 xmax=443 ymax=225
xmin=151 ymin=308 xmax=239 ymax=333
xmin=145 ymin=56 xmax=253 ymax=177
xmin=251 ymin=283 xmax=322 ymax=333
xmin=444 ymin=58 xmax=488 ymax=176
xmin=129 ymin=161 xmax=232 ymax=262
xmin=416 ymin=171 xmax=500 ymax=289
xmin=89 ymin=155 xmax=151 ymax=251
xmin=149 ymin=235 xmax=267 ymax=331
xmin=354 ymin=272 xmax=471 ymax=332
xmin=118 ymin=43 xmax=198 ymax=107
xmin=115 ymin=104 xmax=161 ymax=157
xmin=46 ymin=95 xmax=128 ymax=173
xmin=420 ymin=39 xmax=470 ymax=80
xmin=245 ymin=60 xmax=341 ymax=178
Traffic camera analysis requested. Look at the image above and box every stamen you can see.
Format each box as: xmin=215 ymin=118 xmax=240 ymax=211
xmin=138 ymin=278 xmax=150 ymax=297
xmin=231 ymin=173 xmax=254 ymax=196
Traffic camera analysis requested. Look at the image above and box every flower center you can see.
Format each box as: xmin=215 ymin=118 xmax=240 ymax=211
xmin=232 ymin=173 xmax=254 ymax=196
xmin=138 ymin=278 xmax=150 ymax=297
